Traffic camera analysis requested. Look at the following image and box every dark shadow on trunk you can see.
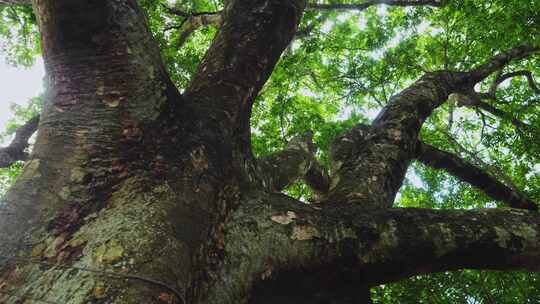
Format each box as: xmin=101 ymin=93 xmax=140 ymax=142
xmin=249 ymin=262 xmax=373 ymax=304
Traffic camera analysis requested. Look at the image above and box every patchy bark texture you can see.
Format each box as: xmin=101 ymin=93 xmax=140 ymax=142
xmin=0 ymin=0 xmax=538 ymax=303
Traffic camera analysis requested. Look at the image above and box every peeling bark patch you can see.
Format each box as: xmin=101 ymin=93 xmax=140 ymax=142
xmin=291 ymin=225 xmax=320 ymax=241
xmin=270 ymin=211 xmax=297 ymax=225
xmin=432 ymin=223 xmax=457 ymax=257
xmin=360 ymin=220 xmax=399 ymax=263
xmin=93 ymin=281 xmax=107 ymax=299
xmin=190 ymin=146 xmax=209 ymax=172
xmin=47 ymin=204 xmax=84 ymax=235
xmin=19 ymin=158 xmax=41 ymax=180
xmin=494 ymin=227 xmax=512 ymax=248
xmin=93 ymin=239 xmax=124 ymax=264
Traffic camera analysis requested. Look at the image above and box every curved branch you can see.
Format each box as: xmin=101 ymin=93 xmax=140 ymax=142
xmin=0 ymin=115 xmax=39 ymax=168
xmin=488 ymin=70 xmax=540 ymax=97
xmin=417 ymin=142 xmax=537 ymax=210
xmin=214 ymin=194 xmax=540 ymax=302
xmin=469 ymin=45 xmax=539 ymax=84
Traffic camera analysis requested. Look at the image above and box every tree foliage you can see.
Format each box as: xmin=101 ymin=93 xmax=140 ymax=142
xmin=1 ymin=0 xmax=540 ymax=302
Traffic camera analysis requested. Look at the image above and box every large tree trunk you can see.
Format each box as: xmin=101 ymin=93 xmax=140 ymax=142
xmin=0 ymin=1 xmax=539 ymax=304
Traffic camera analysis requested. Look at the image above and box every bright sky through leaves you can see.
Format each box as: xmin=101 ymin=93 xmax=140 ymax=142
xmin=0 ymin=55 xmax=44 ymax=129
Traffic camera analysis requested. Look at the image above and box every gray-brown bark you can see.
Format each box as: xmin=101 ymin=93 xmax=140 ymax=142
xmin=417 ymin=142 xmax=537 ymax=210
xmin=1 ymin=0 xmax=188 ymax=302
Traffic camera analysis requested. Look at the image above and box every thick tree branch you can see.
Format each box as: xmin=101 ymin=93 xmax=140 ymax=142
xmin=183 ymin=0 xmax=306 ymax=155
xmin=306 ymin=0 xmax=445 ymax=11
xmin=257 ymin=132 xmax=329 ymax=196
xmin=214 ymin=194 xmax=540 ymax=302
xmin=417 ymin=142 xmax=537 ymax=210
xmin=0 ymin=115 xmax=39 ymax=168
xmin=325 ymin=45 xmax=538 ymax=208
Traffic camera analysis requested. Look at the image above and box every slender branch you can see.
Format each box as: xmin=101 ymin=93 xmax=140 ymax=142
xmin=176 ymin=14 xmax=222 ymax=48
xmin=475 ymin=100 xmax=529 ymax=130
xmin=306 ymin=0 xmax=445 ymax=11
xmin=439 ymin=128 xmax=523 ymax=195
xmin=162 ymin=0 xmax=446 ymax=47
xmin=162 ymin=4 xmax=220 ymax=18
xmin=450 ymin=92 xmax=530 ymax=130
xmin=468 ymin=45 xmax=540 ymax=84
xmin=0 ymin=115 xmax=39 ymax=168
xmin=488 ymin=70 xmax=540 ymax=97
xmin=162 ymin=6 xmax=223 ymax=48
xmin=417 ymin=142 xmax=537 ymax=210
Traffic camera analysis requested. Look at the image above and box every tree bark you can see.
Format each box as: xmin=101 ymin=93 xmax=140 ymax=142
xmin=0 ymin=1 xmax=539 ymax=303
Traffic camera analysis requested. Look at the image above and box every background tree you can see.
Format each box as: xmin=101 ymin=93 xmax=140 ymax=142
xmin=0 ymin=0 xmax=539 ymax=303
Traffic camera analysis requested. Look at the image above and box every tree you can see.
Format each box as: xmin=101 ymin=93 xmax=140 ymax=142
xmin=0 ymin=0 xmax=539 ymax=303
